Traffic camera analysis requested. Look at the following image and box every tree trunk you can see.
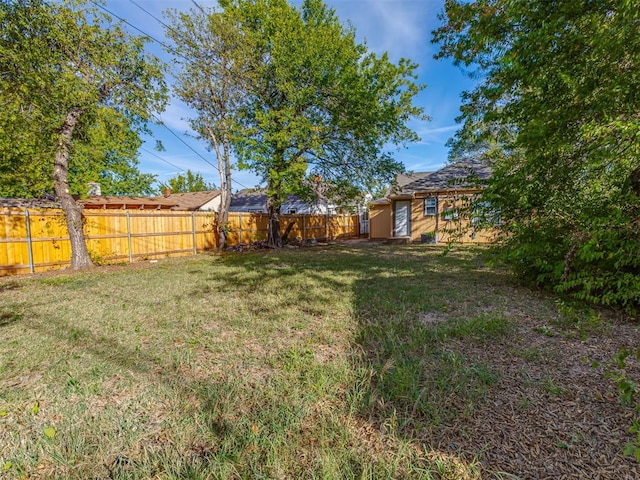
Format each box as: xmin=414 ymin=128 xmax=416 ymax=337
xmin=207 ymin=126 xmax=233 ymax=250
xmin=267 ymin=192 xmax=282 ymax=248
xmin=53 ymin=107 xmax=94 ymax=270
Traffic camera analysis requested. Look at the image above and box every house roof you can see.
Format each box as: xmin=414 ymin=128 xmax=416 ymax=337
xmin=162 ymin=190 xmax=221 ymax=210
xmin=399 ymin=158 xmax=491 ymax=194
xmin=397 ymin=171 xmax=434 ymax=188
xmin=79 ymin=190 xmax=221 ymax=210
xmin=1 ymin=190 xmax=222 ymax=211
xmin=230 ymin=188 xmax=324 ymax=210
xmin=229 ymin=189 xmax=268 ymax=209
xmin=386 ymin=171 xmax=433 ymax=197
xmin=0 ymin=197 xmax=60 ymax=209
xmin=79 ymin=196 xmax=179 ymax=209
xmin=368 ymin=198 xmax=391 ymax=206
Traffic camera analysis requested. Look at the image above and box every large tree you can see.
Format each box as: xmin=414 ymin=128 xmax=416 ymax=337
xmin=169 ymin=0 xmax=425 ymax=248
xmin=164 ymin=6 xmax=253 ymax=248
xmin=433 ymin=0 xmax=640 ymax=310
xmin=0 ymin=0 xmax=167 ymax=269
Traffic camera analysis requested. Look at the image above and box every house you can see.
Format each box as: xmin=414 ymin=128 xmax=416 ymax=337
xmin=368 ymin=158 xmax=496 ymax=244
xmin=229 ymin=188 xmax=332 ymax=214
xmin=79 ymin=189 xmax=221 ymax=211
xmin=160 ymin=190 xmax=221 ymax=211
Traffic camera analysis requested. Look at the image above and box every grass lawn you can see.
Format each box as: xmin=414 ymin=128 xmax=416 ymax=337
xmin=1 ymin=242 xmax=639 ymax=479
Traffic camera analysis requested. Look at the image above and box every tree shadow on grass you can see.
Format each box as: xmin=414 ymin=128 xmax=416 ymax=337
xmin=213 ymin=243 xmax=515 ymax=475
xmin=1 ymin=243 xmax=513 ymax=478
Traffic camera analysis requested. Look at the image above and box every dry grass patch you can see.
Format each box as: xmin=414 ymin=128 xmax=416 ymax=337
xmin=0 ymin=244 xmax=638 ymax=479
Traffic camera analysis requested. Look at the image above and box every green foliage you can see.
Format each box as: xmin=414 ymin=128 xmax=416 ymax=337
xmin=174 ymin=0 xmax=425 ymax=246
xmin=602 ymin=346 xmax=640 ymax=461
xmin=0 ymin=0 xmax=167 ymax=198
xmin=158 ymin=170 xmax=216 ymax=193
xmin=434 ymin=0 xmax=640 ymax=311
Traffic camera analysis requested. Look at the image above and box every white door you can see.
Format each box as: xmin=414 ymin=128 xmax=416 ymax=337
xmin=394 ymin=201 xmax=411 ymax=237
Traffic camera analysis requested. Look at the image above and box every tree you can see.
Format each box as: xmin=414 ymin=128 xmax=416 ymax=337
xmin=169 ymin=0 xmax=425 ymax=248
xmin=158 ymin=170 xmax=217 ymax=193
xmin=433 ymin=0 xmax=640 ymax=310
xmin=0 ymin=0 xmax=167 ymax=269
xmin=164 ymin=6 xmax=253 ymax=248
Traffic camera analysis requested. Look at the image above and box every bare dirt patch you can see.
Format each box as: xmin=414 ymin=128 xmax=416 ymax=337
xmin=425 ymin=310 xmax=640 ymax=479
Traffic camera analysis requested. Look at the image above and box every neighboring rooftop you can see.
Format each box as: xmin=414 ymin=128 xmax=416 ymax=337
xmin=0 ymin=197 xmax=61 ymax=209
xmin=79 ymin=195 xmax=178 ymax=210
xmin=1 ymin=190 xmax=222 ymax=211
xmin=230 ymin=188 xmax=327 ymax=213
xmin=79 ymin=190 xmax=220 ymax=210
xmin=161 ymin=190 xmax=221 ymax=211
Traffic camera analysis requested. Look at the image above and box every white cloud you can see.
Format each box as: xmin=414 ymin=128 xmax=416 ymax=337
xmin=328 ymin=0 xmax=439 ymax=61
xmin=156 ymin=100 xmax=197 ymax=135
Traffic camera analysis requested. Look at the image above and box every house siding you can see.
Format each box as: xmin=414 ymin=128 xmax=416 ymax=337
xmin=369 ymin=193 xmax=497 ymax=244
xmin=369 ymin=203 xmax=392 ymax=239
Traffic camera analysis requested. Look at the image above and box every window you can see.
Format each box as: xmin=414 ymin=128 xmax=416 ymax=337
xmin=424 ymin=197 xmax=437 ymax=216
xmin=287 ymin=209 xmax=297 ymax=214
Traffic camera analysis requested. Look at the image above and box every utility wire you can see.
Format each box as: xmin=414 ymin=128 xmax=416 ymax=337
xmin=128 ymin=0 xmax=172 ymax=31
xmin=139 ymin=146 xmax=187 ymax=173
xmin=88 ymin=0 xmax=188 ymax=64
xmin=152 ymin=116 xmax=251 ymax=190
xmin=90 ymin=0 xmax=253 ymax=191
xmin=190 ymin=0 xmax=207 ymax=14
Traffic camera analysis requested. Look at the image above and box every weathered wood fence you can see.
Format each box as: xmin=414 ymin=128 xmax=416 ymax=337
xmin=0 ymin=209 xmax=360 ymax=276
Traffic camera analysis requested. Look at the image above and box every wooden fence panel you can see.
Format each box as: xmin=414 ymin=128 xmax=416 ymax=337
xmin=0 ymin=208 xmax=360 ymax=276
xmin=0 ymin=210 xmax=30 ymax=274
xmin=84 ymin=212 xmax=129 ymax=263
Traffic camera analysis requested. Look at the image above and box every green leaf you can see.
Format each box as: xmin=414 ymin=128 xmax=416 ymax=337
xmin=433 ymin=0 xmax=640 ymax=312
xmin=167 ymin=0 xmax=423 ymax=247
xmin=30 ymin=401 xmax=39 ymax=415
xmin=43 ymin=426 xmax=56 ymax=439
xmin=2 ymin=461 xmax=12 ymax=471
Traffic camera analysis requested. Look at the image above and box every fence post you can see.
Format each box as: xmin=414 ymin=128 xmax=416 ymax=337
xmin=325 ymin=214 xmax=328 ymax=241
xmin=24 ymin=209 xmax=34 ymax=274
xmin=126 ymin=212 xmax=133 ymax=263
xmin=343 ymin=214 xmax=347 ymax=238
xmin=191 ymin=212 xmax=197 ymax=254
xmin=302 ymin=215 xmax=306 ymax=243
xmin=238 ymin=212 xmax=243 ymax=244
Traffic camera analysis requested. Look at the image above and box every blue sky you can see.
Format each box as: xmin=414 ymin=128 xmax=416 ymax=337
xmin=101 ymin=0 xmax=476 ymax=192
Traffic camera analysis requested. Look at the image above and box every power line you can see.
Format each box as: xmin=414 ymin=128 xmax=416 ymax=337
xmin=90 ymin=0 xmax=253 ymax=191
xmin=128 ymin=0 xmax=172 ymax=31
xmin=88 ymin=0 xmax=189 ymax=66
xmin=139 ymin=146 xmax=187 ymax=173
xmin=152 ymin=116 xmax=251 ymax=190
xmin=190 ymin=0 xmax=207 ymax=14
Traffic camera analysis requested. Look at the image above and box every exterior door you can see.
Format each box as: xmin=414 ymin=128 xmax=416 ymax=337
xmin=393 ymin=201 xmax=411 ymax=237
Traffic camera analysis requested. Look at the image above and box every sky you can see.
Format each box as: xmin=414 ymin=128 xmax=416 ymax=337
xmin=99 ymin=0 xmax=476 ymax=192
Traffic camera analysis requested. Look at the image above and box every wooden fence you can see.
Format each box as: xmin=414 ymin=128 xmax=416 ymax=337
xmin=0 ymin=208 xmax=360 ymax=276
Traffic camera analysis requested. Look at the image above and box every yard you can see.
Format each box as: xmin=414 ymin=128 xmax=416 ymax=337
xmin=0 ymin=242 xmax=638 ymax=479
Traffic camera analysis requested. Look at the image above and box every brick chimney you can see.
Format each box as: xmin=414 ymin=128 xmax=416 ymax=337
xmin=163 ymin=187 xmax=171 ymax=197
